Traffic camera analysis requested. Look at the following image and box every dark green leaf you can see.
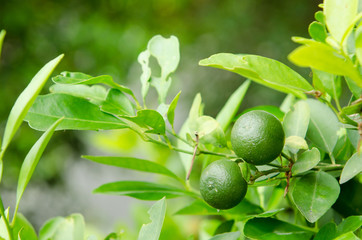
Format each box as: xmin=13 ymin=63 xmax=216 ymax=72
xmin=25 ymin=93 xmax=127 ymax=131
xmin=137 ymin=197 xmax=166 ymax=240
xmin=314 ymin=222 xmax=337 ymax=240
xmin=292 ymin=171 xmax=340 ymax=223
xmin=309 ymin=21 xmax=327 ymax=42
xmin=283 ymin=100 xmax=310 ymax=138
xmin=337 ymin=215 xmax=362 ymax=235
xmin=340 ymin=152 xmax=362 ymax=184
xmin=123 ymin=109 xmax=165 ymax=135
xmin=199 ymin=53 xmax=313 ymax=98
xmin=167 ymin=91 xmax=181 ymax=129
xmin=49 ymin=84 xmax=107 ymax=106
xmin=82 ymin=155 xmax=181 ymax=181
xmin=292 ymin=148 xmax=320 ymax=175
xmin=216 ymin=80 xmax=250 ymax=131
xmin=101 ymin=88 xmax=135 ymax=116
xmin=244 ymin=218 xmax=314 ymax=240
xmin=213 ymin=220 xmax=234 ymax=235
xmin=93 ymin=181 xmax=192 ymax=200
xmin=209 ymin=232 xmax=240 ymax=240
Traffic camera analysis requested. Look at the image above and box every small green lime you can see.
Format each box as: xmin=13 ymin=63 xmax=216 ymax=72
xmin=200 ymin=159 xmax=247 ymax=209
xmin=231 ymin=110 xmax=285 ymax=165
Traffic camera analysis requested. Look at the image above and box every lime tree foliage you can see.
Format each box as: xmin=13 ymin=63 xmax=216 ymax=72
xmin=0 ymin=0 xmax=362 ymax=239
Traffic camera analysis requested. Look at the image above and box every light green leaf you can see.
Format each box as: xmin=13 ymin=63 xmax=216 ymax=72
xmin=137 ymin=197 xmax=166 ymax=240
xmin=0 ymin=208 xmax=10 ymax=240
xmin=82 ymin=155 xmax=181 ymax=182
xmin=285 ymin=136 xmax=309 ymax=154
xmin=312 ymin=69 xmax=341 ymax=100
xmin=239 ymin=209 xmax=285 ymax=222
xmin=305 ymin=99 xmax=339 ymax=162
xmin=52 ymin=71 xmax=136 ymax=100
xmin=292 ymin=171 xmax=340 ymax=223
xmin=167 ymin=91 xmax=181 ymax=129
xmin=15 ymin=118 xmax=63 ymax=215
xmin=315 ymin=11 xmax=326 ymax=25
xmin=49 ymin=84 xmax=107 ymax=106
xmin=309 ymin=21 xmax=327 ymax=42
xmin=199 ymin=53 xmax=313 ymax=98
xmin=1 ymin=54 xmax=63 ymax=155
xmin=244 ymin=218 xmax=314 ymax=240
xmin=334 ymin=232 xmax=360 ymax=240
xmin=345 ymin=77 xmax=362 ymax=99
xmin=356 ymin=22 xmax=362 ymax=67
xmin=123 ymin=109 xmax=165 ymax=135
xmin=12 ymin=213 xmax=37 ymax=240
xmin=189 ymin=116 xmax=226 ymax=147
xmin=240 ymin=105 xmax=284 ymax=121
xmin=340 ymin=152 xmax=362 ymax=184
xmin=283 ymin=101 xmax=310 ymax=138
xmin=39 ymin=214 xmax=85 ymax=240
xmin=288 ymin=42 xmax=362 ymax=87
xmin=93 ymin=181 xmax=193 ymax=200
xmin=337 ymin=215 xmax=362 ymax=236
xmin=138 ymin=50 xmax=152 ymax=101
xmin=100 ymin=88 xmax=135 ymax=116
xmin=24 ymin=93 xmax=127 ymax=131
xmin=280 ymin=94 xmax=296 ymax=113
xmin=324 ymin=0 xmax=358 ymax=43
xmin=0 ymin=30 xmax=5 ymax=59
xmin=292 ymin=148 xmax=320 ymax=174
xmin=216 ymin=80 xmax=250 ymax=131
xmin=314 ymin=222 xmax=337 ymax=240
xmin=209 ymin=232 xmax=240 ymax=240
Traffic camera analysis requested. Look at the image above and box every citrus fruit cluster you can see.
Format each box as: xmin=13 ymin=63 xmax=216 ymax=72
xmin=200 ymin=110 xmax=285 ymax=209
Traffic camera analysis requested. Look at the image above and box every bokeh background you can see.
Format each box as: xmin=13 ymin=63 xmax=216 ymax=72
xmin=0 ymin=0 xmax=321 ymax=238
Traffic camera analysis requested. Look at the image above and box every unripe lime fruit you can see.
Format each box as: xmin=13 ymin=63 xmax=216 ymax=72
xmin=231 ymin=110 xmax=285 ymax=165
xmin=199 ymin=159 xmax=247 ymax=209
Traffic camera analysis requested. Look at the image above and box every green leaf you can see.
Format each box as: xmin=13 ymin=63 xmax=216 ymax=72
xmin=24 ymin=93 xmax=127 ymax=131
xmin=337 ymin=215 xmax=362 ymax=235
xmin=209 ymin=232 xmax=240 ymax=240
xmin=345 ymin=77 xmax=362 ymax=99
xmin=189 ymin=116 xmax=226 ymax=147
xmin=100 ymin=88 xmax=135 ymax=116
xmin=49 ymin=84 xmax=107 ymax=106
xmin=82 ymin=156 xmax=181 ymax=182
xmin=340 ymin=152 xmax=362 ymax=184
xmin=243 ymin=218 xmax=314 ymax=240
xmin=292 ymin=148 xmax=320 ymax=175
xmin=355 ymin=22 xmax=362 ymax=67
xmin=283 ymin=101 xmax=310 ymax=138
xmin=334 ymin=232 xmax=360 ymax=240
xmin=291 ymin=171 xmax=340 ymax=223
xmin=240 ymin=105 xmax=284 ymax=121
xmin=288 ymin=42 xmax=362 ymax=87
xmin=342 ymin=101 xmax=362 ymax=115
xmin=39 ymin=214 xmax=85 ymax=240
xmin=216 ymin=80 xmax=250 ymax=131
xmin=123 ymin=109 xmax=165 ymax=135
xmin=239 ymin=209 xmax=285 ymax=221
xmin=199 ymin=53 xmax=313 ymax=98
xmin=93 ymin=181 xmax=192 ymax=200
xmin=312 ymin=69 xmax=341 ymax=100
xmin=138 ymin=35 xmax=180 ymax=104
xmin=305 ymin=99 xmax=339 ymax=162
xmin=309 ymin=21 xmax=327 ymax=42
xmin=284 ymin=136 xmax=309 ymax=154
xmin=167 ymin=91 xmax=181 ymax=130
xmin=137 ymin=197 xmax=166 ymax=240
xmin=12 ymin=213 xmax=37 ymax=240
xmin=314 ymin=222 xmax=337 ymax=240
xmin=0 ymin=54 xmax=63 ymax=155
xmin=324 ymin=0 xmax=358 ymax=43
xmin=15 ymin=118 xmax=63 ymax=215
xmin=0 ymin=30 xmax=5 ymax=59
xmin=315 ymin=11 xmax=326 ymax=25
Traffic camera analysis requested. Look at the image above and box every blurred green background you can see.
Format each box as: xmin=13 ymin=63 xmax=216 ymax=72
xmin=0 ymin=0 xmax=321 ymax=237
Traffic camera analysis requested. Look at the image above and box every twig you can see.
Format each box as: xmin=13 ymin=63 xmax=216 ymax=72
xmin=186 ymin=133 xmax=199 ymax=180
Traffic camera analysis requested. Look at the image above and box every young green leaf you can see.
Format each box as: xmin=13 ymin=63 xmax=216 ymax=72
xmin=189 ymin=116 xmax=226 ymax=147
xmin=100 ymin=88 xmax=135 ymax=116
xmin=137 ymin=197 xmax=166 ymax=240
xmin=82 ymin=155 xmax=181 ymax=182
xmin=284 ymin=136 xmax=309 ymax=154
xmin=288 ymin=42 xmax=362 ymax=87
xmin=25 ymin=93 xmax=127 ymax=131
xmin=0 ymin=208 xmax=11 ymax=240
xmin=243 ymin=218 xmax=314 ymax=240
xmin=12 ymin=213 xmax=37 ymax=240
xmin=334 ymin=232 xmax=360 ymax=240
xmin=15 ymin=118 xmax=63 ymax=220
xmin=199 ymin=53 xmax=313 ymax=98
xmin=283 ymin=100 xmax=310 ymax=138
xmin=123 ymin=109 xmax=165 ymax=135
xmin=49 ymin=84 xmax=107 ymax=106
xmin=324 ymin=0 xmax=358 ymax=43
xmin=239 ymin=105 xmax=284 ymax=121
xmin=39 ymin=214 xmax=85 ymax=240
xmin=340 ymin=152 xmax=362 ymax=184
xmin=216 ymin=80 xmax=250 ymax=131
xmin=309 ymin=21 xmax=327 ymax=43
xmin=1 ymin=54 xmax=63 ymax=156
xmin=209 ymin=231 xmax=240 ymax=240
xmin=312 ymin=69 xmax=341 ymax=100
xmin=0 ymin=30 xmax=5 ymax=59
xmin=292 ymin=171 xmax=340 ymax=223
xmin=292 ymin=148 xmax=320 ymax=174
xmin=280 ymin=94 xmax=296 ymax=113
xmin=93 ymin=181 xmax=192 ymax=200
xmin=355 ymin=22 xmax=362 ymax=67
xmin=305 ymin=99 xmax=339 ymax=163
xmin=345 ymin=77 xmax=362 ymax=99
xmin=167 ymin=91 xmax=181 ymax=130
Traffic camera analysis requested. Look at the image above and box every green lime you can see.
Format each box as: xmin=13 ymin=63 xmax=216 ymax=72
xmin=231 ymin=110 xmax=285 ymax=165
xmin=200 ymin=159 xmax=247 ymax=209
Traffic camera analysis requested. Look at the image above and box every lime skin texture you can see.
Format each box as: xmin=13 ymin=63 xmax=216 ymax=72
xmin=231 ymin=110 xmax=285 ymax=165
xmin=200 ymin=159 xmax=247 ymax=210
